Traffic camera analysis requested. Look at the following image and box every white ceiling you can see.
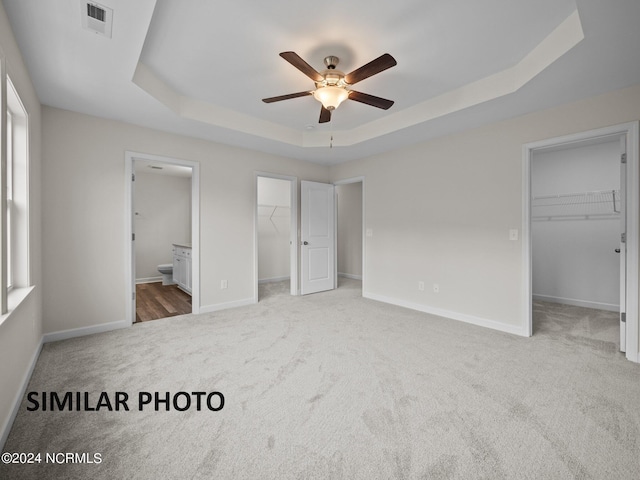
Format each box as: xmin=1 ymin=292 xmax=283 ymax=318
xmin=3 ymin=0 xmax=640 ymax=165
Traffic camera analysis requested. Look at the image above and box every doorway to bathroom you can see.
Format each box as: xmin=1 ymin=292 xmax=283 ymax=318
xmin=125 ymin=152 xmax=200 ymax=324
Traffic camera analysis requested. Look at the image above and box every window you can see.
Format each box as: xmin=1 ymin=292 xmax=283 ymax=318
xmin=2 ymin=76 xmax=29 ymax=313
xmin=6 ymin=108 xmax=12 ymax=289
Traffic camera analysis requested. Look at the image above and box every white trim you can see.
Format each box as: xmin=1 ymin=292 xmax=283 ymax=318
xmin=42 ymin=320 xmax=129 ymax=344
xmin=258 ymin=276 xmax=290 ymax=284
xmin=533 ymin=294 xmax=619 ymax=312
xmin=0 ymin=336 xmax=42 ymax=451
xmin=254 ymin=172 xmax=298 ymax=301
xmin=199 ymin=297 xmax=255 ymax=314
xmin=364 ymin=292 xmax=528 ymax=337
xmin=522 ymin=141 xmax=533 ymax=337
xmin=0 ymin=285 xmax=35 ymax=328
xmin=1 ymin=53 xmax=6 ymax=314
xmin=333 ymin=176 xmax=366 ymax=294
xmin=523 ymin=122 xmax=640 ymax=362
xmin=135 ymin=276 xmax=162 ymax=284
xmin=125 ymin=151 xmax=201 ymax=325
xmin=338 ymin=272 xmax=363 ymax=280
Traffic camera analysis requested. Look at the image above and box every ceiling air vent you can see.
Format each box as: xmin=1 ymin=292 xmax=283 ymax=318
xmin=81 ymin=1 xmax=113 ymax=38
xmin=87 ymin=3 xmax=105 ymax=22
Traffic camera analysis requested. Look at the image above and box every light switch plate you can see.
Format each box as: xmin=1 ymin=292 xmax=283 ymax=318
xmin=509 ymin=229 xmax=519 ymax=241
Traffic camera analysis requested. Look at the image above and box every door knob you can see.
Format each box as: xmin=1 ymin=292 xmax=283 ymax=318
xmin=615 ymin=248 xmax=621 ymax=253
xmin=303 ymin=241 xmax=309 ymax=245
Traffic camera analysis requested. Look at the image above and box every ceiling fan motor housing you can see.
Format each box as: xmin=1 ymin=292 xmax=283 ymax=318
xmin=323 ymin=55 xmax=340 ymax=69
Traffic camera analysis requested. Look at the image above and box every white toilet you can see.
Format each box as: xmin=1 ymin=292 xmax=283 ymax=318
xmin=158 ymin=264 xmax=175 ymax=285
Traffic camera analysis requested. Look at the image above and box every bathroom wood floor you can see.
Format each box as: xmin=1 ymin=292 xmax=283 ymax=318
xmin=135 ymin=282 xmax=192 ymax=323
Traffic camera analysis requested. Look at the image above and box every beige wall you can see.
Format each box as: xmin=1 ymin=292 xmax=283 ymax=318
xmin=337 ymin=182 xmax=363 ymax=278
xmin=330 ymin=83 xmax=640 ymax=340
xmin=41 ymin=107 xmax=329 ymax=333
xmin=0 ymin=3 xmax=43 ymax=447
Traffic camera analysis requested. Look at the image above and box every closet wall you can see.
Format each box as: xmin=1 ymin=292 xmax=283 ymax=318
xmin=531 ymin=139 xmax=621 ymax=310
xmin=337 ymin=182 xmax=363 ymax=279
xmin=257 ymin=177 xmax=291 ymax=282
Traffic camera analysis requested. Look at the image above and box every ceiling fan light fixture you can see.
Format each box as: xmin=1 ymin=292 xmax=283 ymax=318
xmin=313 ymin=86 xmax=349 ymax=110
xmin=263 ymin=52 xmax=396 ymax=122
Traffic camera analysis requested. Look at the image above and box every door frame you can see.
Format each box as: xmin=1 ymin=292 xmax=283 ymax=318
xmin=333 ymin=176 xmax=366 ymax=294
xmin=522 ymin=122 xmax=639 ymax=362
xmin=125 ymin=151 xmax=201 ymax=324
xmin=253 ymin=172 xmax=298 ymax=301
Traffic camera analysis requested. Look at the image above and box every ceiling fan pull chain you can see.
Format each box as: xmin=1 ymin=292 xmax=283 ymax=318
xmin=330 ymin=122 xmax=334 ymax=149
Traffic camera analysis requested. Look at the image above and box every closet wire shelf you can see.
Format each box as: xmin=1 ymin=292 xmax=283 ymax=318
xmin=531 ymin=189 xmax=620 ymax=221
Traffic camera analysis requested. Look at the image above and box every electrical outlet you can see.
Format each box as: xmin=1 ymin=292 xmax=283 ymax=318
xmin=418 ymin=281 xmax=425 ymax=291
xmin=366 ymin=228 xmax=373 ymax=237
xmin=221 ymin=280 xmax=228 ymax=289
xmin=433 ymin=284 xmax=440 ymax=293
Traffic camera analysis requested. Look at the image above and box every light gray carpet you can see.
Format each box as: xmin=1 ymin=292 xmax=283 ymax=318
xmin=2 ymin=279 xmax=639 ymax=479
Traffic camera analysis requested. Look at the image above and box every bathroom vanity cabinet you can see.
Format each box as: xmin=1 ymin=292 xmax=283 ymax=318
xmin=172 ymin=244 xmax=192 ymax=295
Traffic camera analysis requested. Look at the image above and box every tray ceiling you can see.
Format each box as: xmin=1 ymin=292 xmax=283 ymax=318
xmin=3 ymin=0 xmax=640 ymax=164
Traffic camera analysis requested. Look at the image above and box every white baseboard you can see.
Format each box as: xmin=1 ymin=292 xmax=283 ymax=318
xmin=42 ymin=319 xmax=130 ymax=344
xmin=258 ymin=276 xmax=290 ymax=285
xmin=533 ymin=294 xmax=619 ymax=312
xmin=363 ymin=292 xmax=528 ymax=337
xmin=1 ymin=337 xmax=43 ymax=451
xmin=338 ymin=272 xmax=363 ymax=280
xmin=136 ymin=276 xmax=162 ymax=284
xmin=200 ymin=297 xmax=256 ymax=314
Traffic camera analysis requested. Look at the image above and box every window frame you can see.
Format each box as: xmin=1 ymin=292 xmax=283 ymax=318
xmin=0 ymin=70 xmax=30 ymax=317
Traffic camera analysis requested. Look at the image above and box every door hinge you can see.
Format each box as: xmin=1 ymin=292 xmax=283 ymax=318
xmin=621 ymin=232 xmax=626 ymax=243
xmin=621 ymin=153 xmax=627 ymax=164
xmin=132 ymin=173 xmax=136 ymax=181
xmin=132 ymin=292 xmax=136 ymax=301
xmin=621 ymin=312 xmax=626 ymax=323
xmin=132 ymin=233 xmax=135 ymax=241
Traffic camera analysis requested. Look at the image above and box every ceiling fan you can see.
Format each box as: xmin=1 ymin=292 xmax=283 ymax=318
xmin=262 ymin=51 xmax=397 ymax=123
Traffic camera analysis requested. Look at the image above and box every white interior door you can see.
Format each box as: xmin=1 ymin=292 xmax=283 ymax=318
xmin=301 ymin=181 xmax=335 ymax=295
xmin=619 ymin=136 xmax=627 ymax=352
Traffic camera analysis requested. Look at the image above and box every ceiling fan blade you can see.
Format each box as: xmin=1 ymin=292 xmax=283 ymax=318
xmin=280 ymin=51 xmax=324 ymax=82
xmin=345 ymin=53 xmax=397 ymax=85
xmin=348 ymin=91 xmax=394 ymax=110
xmin=319 ymin=106 xmax=332 ymax=123
xmin=262 ymin=91 xmax=313 ymax=103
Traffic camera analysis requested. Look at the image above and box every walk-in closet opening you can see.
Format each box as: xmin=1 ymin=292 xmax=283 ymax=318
xmin=530 ymin=135 xmax=626 ymax=349
xmin=255 ymin=174 xmax=297 ymax=301
xmin=524 ymin=122 xmax=639 ymax=362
